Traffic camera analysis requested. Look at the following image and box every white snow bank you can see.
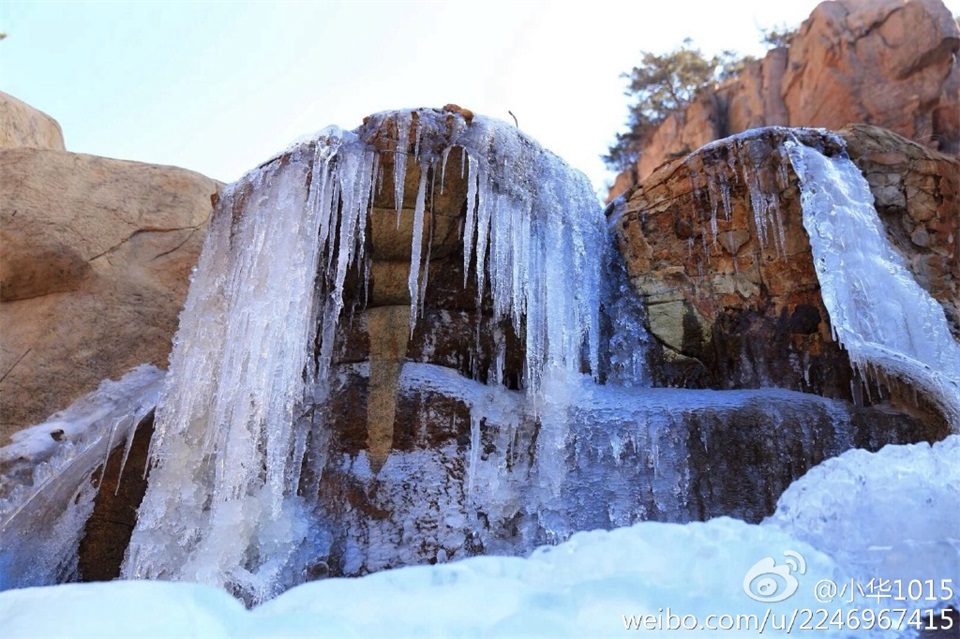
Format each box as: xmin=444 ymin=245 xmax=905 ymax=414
xmin=2 ymin=518 xmax=852 ymax=639
xmin=769 ymin=434 xmax=960 ymax=610
xmin=0 ymin=580 xmax=243 ymax=639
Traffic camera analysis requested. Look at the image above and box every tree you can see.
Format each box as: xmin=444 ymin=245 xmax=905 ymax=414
xmin=759 ymin=24 xmax=799 ymax=48
xmin=604 ymin=39 xmax=741 ymax=171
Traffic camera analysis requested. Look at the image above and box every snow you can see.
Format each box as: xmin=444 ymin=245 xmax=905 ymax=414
xmin=0 ymin=580 xmax=244 ymax=639
xmin=768 ymin=434 xmax=960 ymax=612
xmin=0 ymin=518 xmax=852 ymax=639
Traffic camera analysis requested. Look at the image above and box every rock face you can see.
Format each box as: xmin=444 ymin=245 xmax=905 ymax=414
xmin=0 ymin=142 xmax=220 ymax=440
xmin=613 ymin=129 xmax=849 ymax=395
xmin=618 ymin=0 xmax=960 ymax=198
xmin=113 ymin=110 xmax=951 ymax=589
xmin=610 ymin=124 xmax=955 ymax=429
xmin=0 ymin=92 xmax=65 ymax=151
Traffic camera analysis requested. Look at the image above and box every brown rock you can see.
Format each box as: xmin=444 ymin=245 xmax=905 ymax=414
xmin=0 ymin=148 xmax=220 ymax=439
xmin=727 ymin=48 xmax=791 ymax=134
xmin=78 ymin=416 xmax=155 ymax=582
xmin=636 ymin=92 xmax=724 ymax=181
xmin=0 ymin=92 xmax=65 ymax=151
xmin=782 ymin=0 xmax=960 ymax=144
xmin=613 ymin=128 xmax=859 ymax=395
xmin=613 ymin=123 xmax=957 ymax=434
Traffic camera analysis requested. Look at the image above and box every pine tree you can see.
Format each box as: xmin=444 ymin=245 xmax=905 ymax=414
xmin=604 ymin=39 xmax=740 ymax=171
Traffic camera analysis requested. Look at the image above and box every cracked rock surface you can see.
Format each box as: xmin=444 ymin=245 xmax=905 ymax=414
xmin=0 ymin=146 xmax=220 ymax=438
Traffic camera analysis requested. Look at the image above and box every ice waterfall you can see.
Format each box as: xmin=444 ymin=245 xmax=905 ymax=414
xmin=3 ymin=113 xmax=954 ymax=610
xmin=121 ymin=110 xmax=606 ymax=602
xmin=785 ymin=138 xmax=960 ymax=428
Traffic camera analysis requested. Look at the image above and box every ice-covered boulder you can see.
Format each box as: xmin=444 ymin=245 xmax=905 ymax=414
xmin=611 ymin=125 xmax=957 ymax=430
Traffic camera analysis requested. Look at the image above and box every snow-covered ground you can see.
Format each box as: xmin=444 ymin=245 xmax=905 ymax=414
xmin=2 ymin=435 xmax=957 ymax=638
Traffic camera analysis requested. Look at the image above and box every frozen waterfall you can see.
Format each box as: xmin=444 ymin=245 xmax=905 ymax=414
xmin=3 ymin=112 xmax=956 ymax=622
xmin=120 ymin=110 xmax=606 ymax=602
xmin=785 ymin=138 xmax=960 ymax=428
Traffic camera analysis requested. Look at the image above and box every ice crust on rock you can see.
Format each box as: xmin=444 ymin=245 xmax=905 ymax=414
xmin=0 ymin=366 xmax=162 ymax=589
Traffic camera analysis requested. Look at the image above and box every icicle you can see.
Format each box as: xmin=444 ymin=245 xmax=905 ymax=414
xmin=393 ymin=111 xmax=411 ymax=216
xmin=408 ymin=164 xmax=429 ymax=334
xmin=463 ymin=155 xmax=479 ymax=287
xmin=113 ymin=407 xmax=149 ymax=495
xmin=96 ymin=415 xmax=127 ymax=490
xmin=439 ymin=147 xmax=451 ymax=196
xmin=473 ymin=167 xmax=492 ymax=302
xmin=418 ymin=198 xmax=435 ymax=322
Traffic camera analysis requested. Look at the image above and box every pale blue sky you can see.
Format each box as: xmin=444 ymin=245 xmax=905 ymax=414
xmin=2 ymin=0 xmax=957 ymax=193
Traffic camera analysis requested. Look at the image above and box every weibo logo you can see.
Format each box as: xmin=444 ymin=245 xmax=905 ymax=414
xmin=742 ymin=550 xmax=807 ymax=603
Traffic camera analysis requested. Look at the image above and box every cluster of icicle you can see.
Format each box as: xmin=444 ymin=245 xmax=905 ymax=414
xmin=684 ymin=130 xmax=793 ymax=264
xmin=121 ymin=109 xmax=606 ymax=603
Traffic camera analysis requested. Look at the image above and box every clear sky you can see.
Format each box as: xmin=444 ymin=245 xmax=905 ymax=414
xmin=2 ymin=0 xmax=957 ymax=195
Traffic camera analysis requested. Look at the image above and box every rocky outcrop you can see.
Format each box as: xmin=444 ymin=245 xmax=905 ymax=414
xmin=617 ymin=0 xmax=960 ymax=198
xmin=782 ymin=0 xmax=959 ymax=144
xmin=611 ymin=124 xmax=955 ymax=430
xmin=613 ymin=129 xmax=852 ymax=394
xmin=106 ymin=110 xmax=949 ymax=581
xmin=0 ymin=146 xmax=220 ymax=440
xmin=4 ymin=107 xmax=952 ymax=590
xmin=0 ymin=92 xmax=65 ymax=151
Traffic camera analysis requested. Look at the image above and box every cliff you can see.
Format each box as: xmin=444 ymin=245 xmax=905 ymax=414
xmin=609 ymin=0 xmax=960 ymax=200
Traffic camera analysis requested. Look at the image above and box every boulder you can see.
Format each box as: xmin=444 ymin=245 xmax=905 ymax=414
xmin=613 ymin=128 xmax=855 ymax=395
xmin=0 ymin=92 xmax=65 ymax=151
xmin=0 ymin=148 xmax=220 ymax=440
xmin=782 ymin=0 xmax=960 ymax=143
